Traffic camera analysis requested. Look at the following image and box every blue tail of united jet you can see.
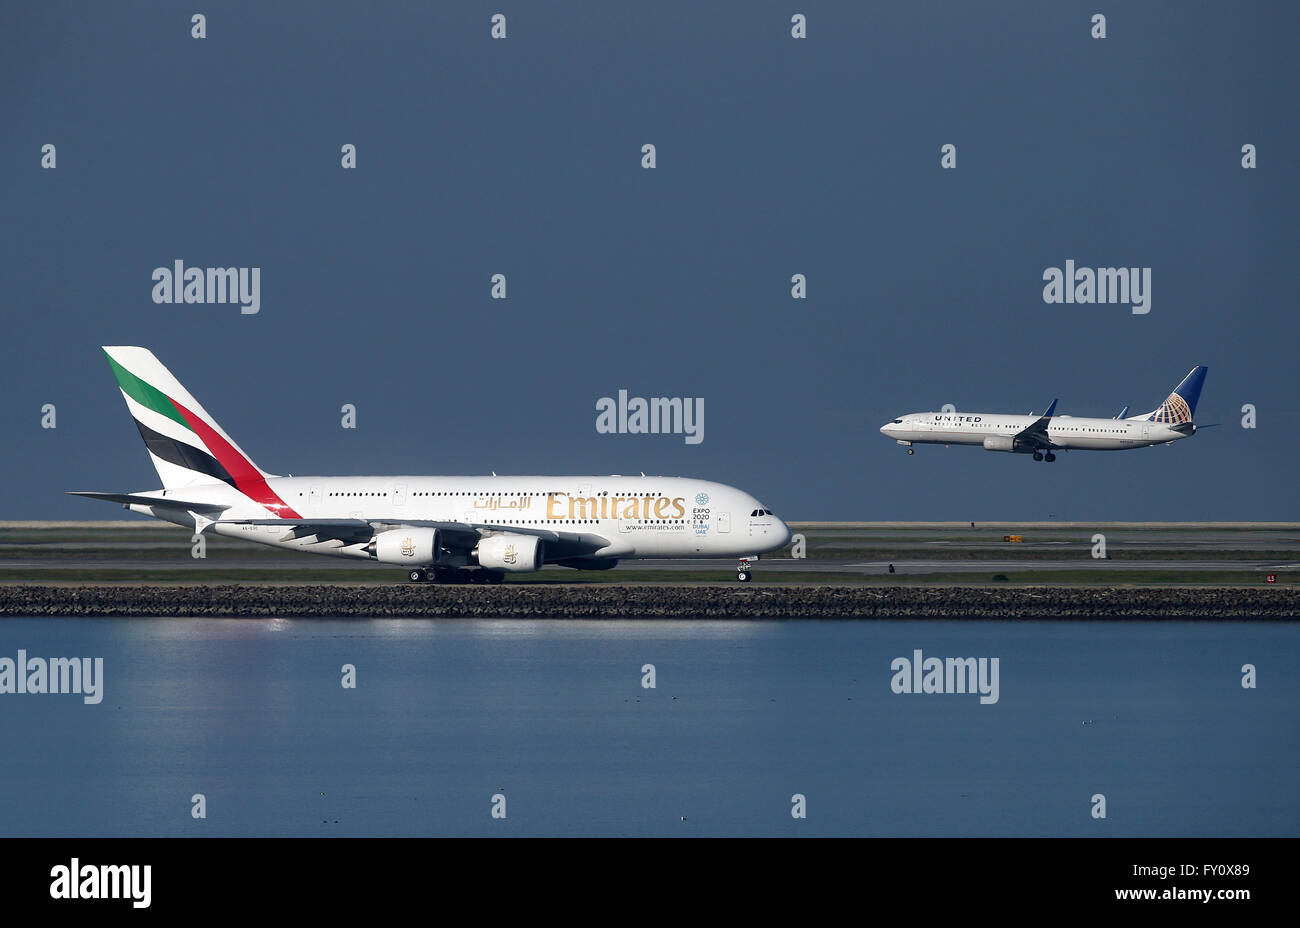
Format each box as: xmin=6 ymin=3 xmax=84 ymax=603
xmin=1144 ymin=365 xmax=1208 ymax=425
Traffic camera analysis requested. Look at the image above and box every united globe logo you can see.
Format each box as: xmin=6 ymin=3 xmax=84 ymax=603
xmin=1152 ymin=392 xmax=1192 ymax=425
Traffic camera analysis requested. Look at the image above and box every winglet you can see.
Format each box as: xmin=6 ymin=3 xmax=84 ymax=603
xmin=1113 ymin=405 xmax=1129 ymax=420
xmin=1043 ymin=399 xmax=1058 ymax=418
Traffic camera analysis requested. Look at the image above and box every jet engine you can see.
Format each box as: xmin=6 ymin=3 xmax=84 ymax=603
xmin=982 ymin=436 xmax=1015 ymax=452
xmin=476 ymin=533 xmax=545 ymax=572
xmin=368 ymin=528 xmax=440 ymax=565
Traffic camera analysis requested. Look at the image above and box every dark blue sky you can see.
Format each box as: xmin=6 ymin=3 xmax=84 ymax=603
xmin=3 ymin=2 xmax=1296 ymax=521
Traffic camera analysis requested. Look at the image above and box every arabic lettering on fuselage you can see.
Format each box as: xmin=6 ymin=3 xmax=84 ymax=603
xmin=473 ymin=496 xmax=533 ymax=510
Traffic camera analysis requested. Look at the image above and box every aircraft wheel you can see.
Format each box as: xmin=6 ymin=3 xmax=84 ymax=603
xmin=1032 ymin=451 xmax=1043 ymax=461
xmin=906 ymin=448 xmax=914 ymax=455
xmin=737 ymin=570 xmax=751 ymax=582
xmin=408 ymin=568 xmax=426 ymax=583
xmin=1044 ymin=453 xmax=1056 ymax=463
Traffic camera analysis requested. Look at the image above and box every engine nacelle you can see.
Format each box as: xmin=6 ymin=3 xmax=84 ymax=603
xmin=368 ymin=528 xmax=440 ymax=565
xmin=983 ymin=435 xmax=1015 ymax=452
xmin=476 ymin=533 xmax=545 ymax=572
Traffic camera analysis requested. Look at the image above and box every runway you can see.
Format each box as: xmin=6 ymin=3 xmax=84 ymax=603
xmin=1 ymin=521 xmax=1296 ymax=585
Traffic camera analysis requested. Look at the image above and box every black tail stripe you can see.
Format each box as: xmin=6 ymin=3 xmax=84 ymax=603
xmin=133 ymin=418 xmax=238 ymax=489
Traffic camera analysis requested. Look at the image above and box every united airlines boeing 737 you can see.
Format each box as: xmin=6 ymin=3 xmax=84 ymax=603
xmin=880 ymin=366 xmax=1209 ymax=462
xmin=71 ymin=347 xmax=789 ymax=582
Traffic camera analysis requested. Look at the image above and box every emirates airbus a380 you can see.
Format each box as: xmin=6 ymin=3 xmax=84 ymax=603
xmin=71 ymin=347 xmax=789 ymax=582
xmin=880 ymin=366 xmax=1210 ymax=462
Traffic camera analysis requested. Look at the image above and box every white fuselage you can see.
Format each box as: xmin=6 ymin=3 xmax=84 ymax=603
xmin=131 ymin=475 xmax=789 ymax=562
xmin=880 ymin=412 xmax=1186 ymax=452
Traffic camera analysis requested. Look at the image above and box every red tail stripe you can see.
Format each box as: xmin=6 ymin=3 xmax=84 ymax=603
xmin=168 ymin=398 xmax=303 ymax=519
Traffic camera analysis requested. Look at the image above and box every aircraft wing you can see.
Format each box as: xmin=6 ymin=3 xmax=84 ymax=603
xmin=1012 ymin=399 xmax=1059 ymax=451
xmin=213 ymin=517 xmax=611 ymax=557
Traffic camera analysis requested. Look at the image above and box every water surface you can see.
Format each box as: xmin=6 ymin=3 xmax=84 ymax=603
xmin=0 ymin=618 xmax=1294 ymax=836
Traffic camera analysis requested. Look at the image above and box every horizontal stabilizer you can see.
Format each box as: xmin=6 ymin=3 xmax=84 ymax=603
xmin=67 ymin=491 xmax=229 ymax=516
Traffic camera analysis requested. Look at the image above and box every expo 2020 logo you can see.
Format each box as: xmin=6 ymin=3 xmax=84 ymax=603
xmin=695 ymin=492 xmax=709 ymax=506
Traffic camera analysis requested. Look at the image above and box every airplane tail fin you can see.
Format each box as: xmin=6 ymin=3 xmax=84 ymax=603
xmin=1139 ymin=365 xmax=1208 ymax=425
xmin=101 ymin=346 xmax=276 ymax=491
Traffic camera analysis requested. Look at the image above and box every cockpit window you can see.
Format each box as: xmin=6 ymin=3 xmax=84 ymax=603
xmin=892 ymin=419 xmax=903 ymax=424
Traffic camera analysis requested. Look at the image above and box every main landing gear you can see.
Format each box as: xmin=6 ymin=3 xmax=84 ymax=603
xmin=737 ymin=556 xmax=758 ymax=582
xmin=408 ymin=567 xmax=504 ymax=584
xmin=1031 ymin=451 xmax=1057 ymax=463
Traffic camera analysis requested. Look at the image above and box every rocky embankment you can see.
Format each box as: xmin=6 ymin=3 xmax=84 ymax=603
xmin=1 ymin=585 xmax=1296 ymax=618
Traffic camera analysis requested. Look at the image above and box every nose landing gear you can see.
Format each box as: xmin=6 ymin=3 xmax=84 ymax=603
xmin=737 ymin=556 xmax=757 ymax=582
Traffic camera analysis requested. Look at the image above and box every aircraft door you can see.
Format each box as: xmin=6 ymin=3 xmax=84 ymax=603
xmin=718 ymin=512 xmax=731 ymax=533
xmin=393 ymin=483 xmax=406 ymax=506
xmin=309 ymin=485 xmax=322 ymax=509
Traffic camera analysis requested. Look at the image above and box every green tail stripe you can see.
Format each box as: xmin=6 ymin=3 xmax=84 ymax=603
xmin=104 ymin=350 xmax=191 ymax=430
